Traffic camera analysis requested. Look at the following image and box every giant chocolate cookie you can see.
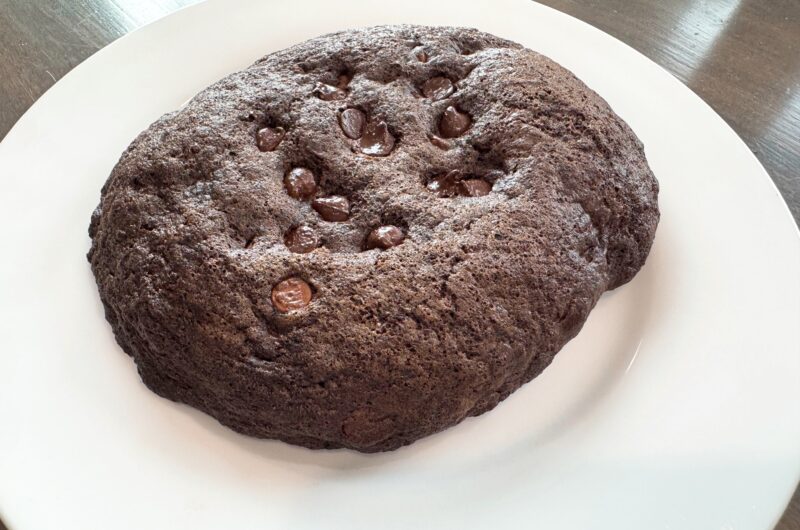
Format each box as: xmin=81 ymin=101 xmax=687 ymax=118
xmin=88 ymin=25 xmax=659 ymax=452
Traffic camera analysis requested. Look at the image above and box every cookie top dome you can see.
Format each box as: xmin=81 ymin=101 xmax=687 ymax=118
xmin=88 ymin=25 xmax=659 ymax=452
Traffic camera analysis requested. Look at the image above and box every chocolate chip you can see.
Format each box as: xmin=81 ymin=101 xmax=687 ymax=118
xmin=428 ymin=134 xmax=451 ymax=150
xmin=312 ymin=196 xmax=350 ymax=222
xmin=427 ymin=172 xmax=491 ymax=198
xmin=336 ymin=74 xmax=351 ymax=88
xmin=426 ymin=170 xmax=462 ymax=197
xmin=359 ymin=121 xmax=395 ymax=156
xmin=284 ymin=168 xmax=317 ymax=200
xmin=439 ymin=106 xmax=471 ymax=138
xmin=271 ymin=277 xmax=312 ymax=313
xmin=366 ymin=226 xmax=405 ymax=250
xmin=421 ymin=77 xmax=454 ymax=101
xmin=416 ymin=50 xmax=429 ymax=62
xmin=458 ymin=179 xmax=492 ymax=197
xmin=256 ymin=126 xmax=285 ymax=152
xmin=315 ymin=83 xmax=347 ymax=101
xmin=339 ymin=108 xmax=366 ymax=139
xmin=482 ymin=169 xmax=505 ymax=183
xmin=284 ymin=225 xmax=319 ymax=253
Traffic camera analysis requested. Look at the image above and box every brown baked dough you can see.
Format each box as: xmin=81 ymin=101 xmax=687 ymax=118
xmin=88 ymin=25 xmax=659 ymax=452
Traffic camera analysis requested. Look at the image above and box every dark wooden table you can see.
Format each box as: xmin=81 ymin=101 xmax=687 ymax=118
xmin=0 ymin=1 xmax=797 ymax=529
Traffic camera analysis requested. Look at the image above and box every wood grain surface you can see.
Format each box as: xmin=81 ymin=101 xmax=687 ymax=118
xmin=0 ymin=1 xmax=797 ymax=529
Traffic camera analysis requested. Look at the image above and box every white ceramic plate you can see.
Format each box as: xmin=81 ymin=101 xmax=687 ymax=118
xmin=1 ymin=1 xmax=798 ymax=528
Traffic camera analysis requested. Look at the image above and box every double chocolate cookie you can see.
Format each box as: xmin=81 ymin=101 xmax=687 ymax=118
xmin=88 ymin=25 xmax=659 ymax=452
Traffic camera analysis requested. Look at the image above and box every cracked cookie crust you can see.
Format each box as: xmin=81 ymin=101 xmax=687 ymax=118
xmin=88 ymin=25 xmax=659 ymax=452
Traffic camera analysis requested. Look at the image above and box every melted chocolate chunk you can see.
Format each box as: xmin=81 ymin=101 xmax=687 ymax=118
xmin=426 ymin=170 xmax=462 ymax=197
xmin=271 ymin=277 xmax=312 ymax=312
xmin=284 ymin=225 xmax=320 ymax=253
xmin=359 ymin=121 xmax=395 ymax=156
xmin=339 ymin=108 xmax=366 ymax=139
xmin=458 ymin=179 xmax=492 ymax=197
xmin=428 ymin=134 xmax=451 ymax=150
xmin=421 ymin=77 xmax=454 ymax=101
xmin=337 ymin=73 xmax=351 ymax=88
xmin=439 ymin=106 xmax=471 ymax=138
xmin=284 ymin=168 xmax=317 ymax=200
xmin=366 ymin=226 xmax=405 ymax=250
xmin=256 ymin=126 xmax=285 ymax=151
xmin=312 ymin=196 xmax=350 ymax=222
xmin=426 ymin=171 xmax=492 ymax=198
xmin=315 ymin=83 xmax=347 ymax=101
